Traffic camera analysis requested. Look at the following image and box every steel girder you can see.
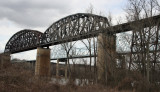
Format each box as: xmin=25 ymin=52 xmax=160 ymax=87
xmin=4 ymin=29 xmax=43 ymax=54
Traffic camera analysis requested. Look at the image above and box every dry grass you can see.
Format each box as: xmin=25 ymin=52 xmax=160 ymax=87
xmin=0 ymin=63 xmax=132 ymax=92
xmin=0 ymin=62 xmax=159 ymax=92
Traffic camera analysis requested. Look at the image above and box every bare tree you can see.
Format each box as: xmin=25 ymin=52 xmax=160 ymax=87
xmin=81 ymin=39 xmax=92 ymax=71
xmin=61 ymin=41 xmax=77 ymax=79
xmin=126 ymin=0 xmax=160 ymax=82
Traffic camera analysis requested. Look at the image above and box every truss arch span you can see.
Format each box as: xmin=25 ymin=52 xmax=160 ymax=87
xmin=4 ymin=29 xmax=43 ymax=53
xmin=42 ymin=13 xmax=110 ymax=45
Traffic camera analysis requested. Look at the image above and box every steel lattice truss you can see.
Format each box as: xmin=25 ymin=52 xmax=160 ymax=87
xmin=4 ymin=29 xmax=43 ymax=53
xmin=4 ymin=13 xmax=160 ymax=55
xmin=42 ymin=13 xmax=110 ymax=46
xmin=4 ymin=13 xmax=110 ymax=53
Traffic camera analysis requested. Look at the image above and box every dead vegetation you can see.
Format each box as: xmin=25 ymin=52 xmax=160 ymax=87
xmin=0 ymin=63 xmax=160 ymax=92
xmin=0 ymin=63 xmax=131 ymax=92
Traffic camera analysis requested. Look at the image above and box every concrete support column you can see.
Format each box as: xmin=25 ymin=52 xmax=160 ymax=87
xmin=65 ymin=61 xmax=68 ymax=79
xmin=56 ymin=59 xmax=59 ymax=77
xmin=121 ymin=55 xmax=126 ymax=69
xmin=0 ymin=53 xmax=11 ymax=69
xmin=35 ymin=47 xmax=50 ymax=77
xmin=97 ymin=33 xmax=116 ymax=84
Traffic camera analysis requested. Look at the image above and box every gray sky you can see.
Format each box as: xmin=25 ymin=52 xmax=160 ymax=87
xmin=0 ymin=0 xmax=127 ymax=60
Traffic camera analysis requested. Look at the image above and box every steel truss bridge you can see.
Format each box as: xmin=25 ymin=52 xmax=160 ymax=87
xmin=4 ymin=13 xmax=160 ymax=68
xmin=4 ymin=13 xmax=160 ymax=54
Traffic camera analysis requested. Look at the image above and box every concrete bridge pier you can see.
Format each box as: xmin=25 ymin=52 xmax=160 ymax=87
xmin=56 ymin=59 xmax=59 ymax=77
xmin=56 ymin=59 xmax=67 ymax=78
xmin=0 ymin=53 xmax=11 ymax=69
xmin=35 ymin=47 xmax=51 ymax=78
xmin=97 ymin=33 xmax=116 ymax=84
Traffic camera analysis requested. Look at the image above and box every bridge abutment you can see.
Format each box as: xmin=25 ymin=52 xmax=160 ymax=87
xmin=97 ymin=33 xmax=116 ymax=84
xmin=35 ymin=47 xmax=51 ymax=77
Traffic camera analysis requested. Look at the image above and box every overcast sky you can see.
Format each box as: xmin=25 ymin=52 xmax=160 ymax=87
xmin=0 ymin=0 xmax=127 ymax=60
